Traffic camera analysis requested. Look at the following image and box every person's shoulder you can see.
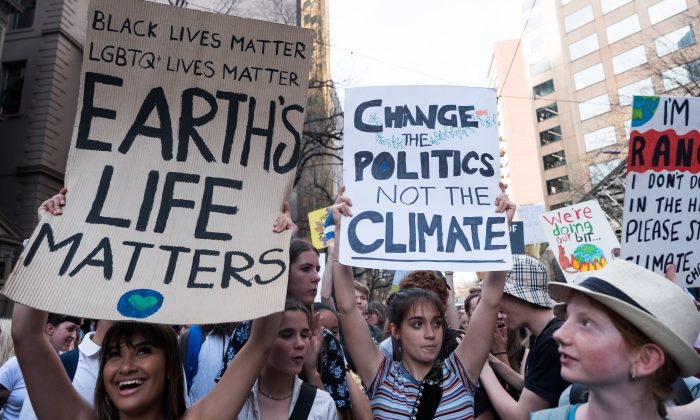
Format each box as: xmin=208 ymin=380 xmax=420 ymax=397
xmin=0 ymin=356 xmax=20 ymax=372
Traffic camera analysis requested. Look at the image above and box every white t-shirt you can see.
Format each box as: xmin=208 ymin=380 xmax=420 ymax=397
xmin=237 ymin=377 xmax=338 ymax=420
xmin=0 ymin=356 xmax=26 ymax=420
xmin=187 ymin=333 xmax=231 ymax=406
xmin=20 ymin=332 xmax=102 ymax=419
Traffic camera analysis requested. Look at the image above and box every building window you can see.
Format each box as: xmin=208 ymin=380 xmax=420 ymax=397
xmin=579 ymin=94 xmax=610 ymax=120
xmin=527 ymin=36 xmax=545 ymax=54
xmin=525 ymin=15 xmax=543 ymax=33
xmin=565 ymin=5 xmax=594 ymax=33
xmin=648 ymin=0 xmax=687 ymax=25
xmin=617 ymin=78 xmax=654 ymax=106
xmin=540 ymin=126 xmax=563 ymax=145
xmin=662 ymin=59 xmax=700 ymax=91
xmin=574 ymin=63 xmax=605 ymax=90
xmin=536 ymin=103 xmax=559 ymax=122
xmin=530 ymin=59 xmax=552 ymax=77
xmin=547 ymin=176 xmax=571 ymax=195
xmin=584 ymin=125 xmax=617 ymax=151
xmin=655 ymin=25 xmax=696 ymax=57
xmin=543 ymin=150 xmax=567 ymax=170
xmin=569 ymin=34 xmax=600 ymax=61
xmin=606 ymin=14 xmax=640 ymax=44
xmin=10 ymin=0 xmax=36 ymax=30
xmin=612 ymin=46 xmax=647 ymax=75
xmin=600 ymin=0 xmax=632 ymax=14
xmin=589 ymin=159 xmax=622 ymax=184
xmin=550 ymin=201 xmax=573 ymax=210
xmin=533 ymin=79 xmax=555 ymax=98
xmin=0 ymin=61 xmax=26 ymax=114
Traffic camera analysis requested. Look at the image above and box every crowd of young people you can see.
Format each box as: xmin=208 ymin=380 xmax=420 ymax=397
xmin=1 ymin=184 xmax=699 ymax=420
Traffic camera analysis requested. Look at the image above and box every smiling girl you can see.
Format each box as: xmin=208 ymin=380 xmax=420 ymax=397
xmin=12 ymin=303 xmax=282 ymax=420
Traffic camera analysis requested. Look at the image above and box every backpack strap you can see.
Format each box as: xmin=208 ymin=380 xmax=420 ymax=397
xmin=184 ymin=325 xmax=205 ymax=392
xmin=672 ymin=377 xmax=693 ymax=406
xmin=289 ymin=382 xmax=317 ymax=420
xmin=59 ymin=348 xmax=80 ymax=382
xmin=569 ymin=383 xmax=589 ymax=405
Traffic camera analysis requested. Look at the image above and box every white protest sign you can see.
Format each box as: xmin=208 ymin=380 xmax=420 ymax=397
xmin=2 ymin=0 xmax=314 ymax=323
xmin=622 ymin=96 xmax=700 ymax=286
xmin=339 ymin=86 xmax=512 ymax=271
xmin=540 ymin=200 xmax=620 ymax=283
xmin=517 ymin=203 xmax=548 ymax=244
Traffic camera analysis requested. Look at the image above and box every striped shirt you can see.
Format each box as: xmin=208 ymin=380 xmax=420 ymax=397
xmin=367 ymin=352 xmax=476 ymax=419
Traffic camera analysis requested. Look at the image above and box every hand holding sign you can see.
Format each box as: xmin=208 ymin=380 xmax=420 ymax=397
xmin=330 ymin=186 xmax=354 ymax=226
xmin=495 ymin=182 xmax=515 ymax=224
xmin=38 ymin=188 xmax=68 ymax=217
xmin=272 ymin=201 xmax=297 ymax=233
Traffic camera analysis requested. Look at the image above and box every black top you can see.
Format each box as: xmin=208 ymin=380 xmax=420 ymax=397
xmin=524 ymin=317 xmax=570 ymax=405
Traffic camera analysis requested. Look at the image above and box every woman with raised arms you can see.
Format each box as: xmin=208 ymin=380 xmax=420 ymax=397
xmin=329 ymin=185 xmax=514 ymax=419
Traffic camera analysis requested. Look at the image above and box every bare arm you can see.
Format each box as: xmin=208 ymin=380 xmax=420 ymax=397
xmin=488 ymin=354 xmax=524 ymax=392
xmin=455 ymin=186 xmax=514 ymax=381
xmin=331 ymin=189 xmax=384 ymax=386
xmin=346 ymin=372 xmax=373 ymax=420
xmin=444 ymin=271 xmax=461 ymax=330
xmin=320 ymin=243 xmax=337 ymax=312
xmin=12 ymin=304 xmax=93 ymax=420
xmin=0 ymin=385 xmax=9 ymax=409
xmin=456 ymin=270 xmax=506 ymax=381
xmin=480 ymin=362 xmax=550 ymax=420
xmin=186 ymin=312 xmax=281 ymax=420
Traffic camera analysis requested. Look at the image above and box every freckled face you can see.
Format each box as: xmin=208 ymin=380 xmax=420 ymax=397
xmin=287 ymin=250 xmax=320 ymax=305
xmin=554 ymin=294 xmax=633 ymax=386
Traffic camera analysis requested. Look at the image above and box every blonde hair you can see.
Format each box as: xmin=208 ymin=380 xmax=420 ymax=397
xmin=0 ymin=319 xmax=15 ymax=366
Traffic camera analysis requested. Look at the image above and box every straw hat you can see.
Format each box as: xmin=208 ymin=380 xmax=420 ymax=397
xmin=504 ymin=254 xmax=553 ymax=308
xmin=548 ymin=260 xmax=700 ymax=376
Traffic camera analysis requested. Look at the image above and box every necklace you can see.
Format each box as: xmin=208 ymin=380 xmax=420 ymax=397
xmin=258 ymin=386 xmax=292 ymax=401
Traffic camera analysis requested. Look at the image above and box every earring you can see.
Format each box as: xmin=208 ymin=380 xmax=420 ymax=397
xmin=629 ymin=369 xmax=637 ymax=380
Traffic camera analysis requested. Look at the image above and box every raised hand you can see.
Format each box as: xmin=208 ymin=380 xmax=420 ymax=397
xmin=329 ymin=185 xmax=353 ymax=226
xmin=38 ymin=188 xmax=67 ymax=218
xmin=272 ymin=201 xmax=297 ymax=233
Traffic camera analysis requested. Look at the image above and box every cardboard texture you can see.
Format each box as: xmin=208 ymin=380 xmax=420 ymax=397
xmin=307 ymin=206 xmax=334 ymax=249
xmin=540 ymin=200 xmax=620 ymax=283
xmin=2 ymin=0 xmax=314 ymax=323
xmin=339 ymin=86 xmax=512 ymax=271
xmin=622 ymin=96 xmax=700 ymax=286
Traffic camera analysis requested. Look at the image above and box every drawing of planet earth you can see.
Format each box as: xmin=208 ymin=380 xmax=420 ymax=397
xmin=571 ymin=243 xmax=608 ymax=272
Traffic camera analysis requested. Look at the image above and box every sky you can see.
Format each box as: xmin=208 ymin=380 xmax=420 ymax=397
xmin=328 ymin=0 xmax=524 ymax=102
xmin=328 ymin=1 xmax=523 ymax=290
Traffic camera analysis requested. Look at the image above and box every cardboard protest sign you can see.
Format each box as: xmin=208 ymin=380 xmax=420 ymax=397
xmin=509 ymin=221 xmax=525 ymax=254
xmin=339 ymin=86 xmax=512 ymax=271
xmin=540 ymin=200 xmax=620 ymax=282
xmin=622 ymin=96 xmax=700 ymax=286
xmin=2 ymin=0 xmax=314 ymax=323
xmin=308 ymin=206 xmax=334 ymax=249
xmin=517 ymin=203 xmax=548 ymax=244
